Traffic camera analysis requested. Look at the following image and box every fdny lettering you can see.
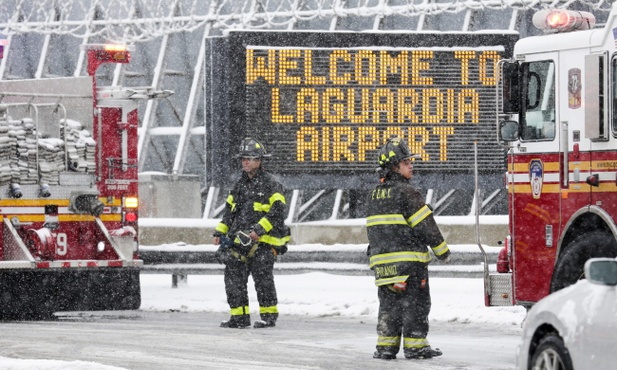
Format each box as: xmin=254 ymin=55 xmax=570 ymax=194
xmin=375 ymin=264 xmax=397 ymax=278
xmin=597 ymin=161 xmax=617 ymax=169
xmin=371 ymin=188 xmax=392 ymax=200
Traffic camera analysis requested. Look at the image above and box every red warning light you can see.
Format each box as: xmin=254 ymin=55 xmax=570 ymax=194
xmin=546 ymin=11 xmax=569 ymax=28
xmin=124 ymin=212 xmax=138 ymax=223
xmin=104 ymin=44 xmax=130 ymax=61
xmin=532 ymin=9 xmax=595 ymax=33
xmin=82 ymin=44 xmax=133 ymax=76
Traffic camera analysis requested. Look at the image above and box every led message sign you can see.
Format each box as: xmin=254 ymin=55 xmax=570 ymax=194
xmin=205 ymin=32 xmax=518 ymax=189
xmin=247 ymin=47 xmax=500 ymax=167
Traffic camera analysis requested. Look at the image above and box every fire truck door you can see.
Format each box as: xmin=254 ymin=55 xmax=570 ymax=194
xmin=585 ymin=53 xmax=608 ymax=207
xmin=511 ymin=58 xmax=561 ymax=303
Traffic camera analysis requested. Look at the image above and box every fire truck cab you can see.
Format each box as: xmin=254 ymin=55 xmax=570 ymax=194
xmin=488 ymin=6 xmax=617 ymax=308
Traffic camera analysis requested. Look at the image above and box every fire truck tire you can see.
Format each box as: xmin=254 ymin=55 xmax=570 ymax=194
xmin=529 ymin=334 xmax=573 ymax=370
xmin=550 ymin=230 xmax=617 ymax=293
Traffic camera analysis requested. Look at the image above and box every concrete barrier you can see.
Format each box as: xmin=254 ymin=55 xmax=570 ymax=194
xmin=138 ymin=215 xmax=508 ymax=246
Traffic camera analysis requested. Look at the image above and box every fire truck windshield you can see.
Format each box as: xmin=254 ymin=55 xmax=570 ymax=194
xmin=520 ymin=60 xmax=556 ymax=141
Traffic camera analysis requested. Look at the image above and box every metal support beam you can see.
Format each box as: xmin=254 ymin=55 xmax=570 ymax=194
xmin=462 ymin=9 xmax=473 ymax=31
xmin=330 ymin=0 xmax=344 ymax=31
xmin=203 ymin=186 xmax=220 ymax=218
xmin=138 ymin=33 xmax=168 ymax=168
xmin=372 ymin=0 xmax=387 ymax=30
xmin=330 ymin=189 xmax=343 ymax=220
xmin=286 ymin=189 xmax=300 ymax=224
xmin=433 ymin=189 xmax=456 ymax=216
xmin=171 ymin=26 xmax=208 ymax=175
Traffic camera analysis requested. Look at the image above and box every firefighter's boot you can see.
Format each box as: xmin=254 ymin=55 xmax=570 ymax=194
xmin=253 ymin=320 xmax=275 ymax=328
xmin=373 ymin=349 xmax=397 ymax=360
xmin=404 ymin=346 xmax=442 ymax=359
xmin=254 ymin=312 xmax=277 ymax=328
xmin=220 ymin=315 xmax=250 ymax=328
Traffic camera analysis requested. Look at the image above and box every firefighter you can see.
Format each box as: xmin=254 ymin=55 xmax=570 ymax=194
xmin=366 ymin=137 xmax=451 ymax=360
xmin=213 ymin=137 xmax=290 ymax=329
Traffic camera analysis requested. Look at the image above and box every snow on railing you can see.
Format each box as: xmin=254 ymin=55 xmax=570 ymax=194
xmin=0 ymin=0 xmax=612 ymax=43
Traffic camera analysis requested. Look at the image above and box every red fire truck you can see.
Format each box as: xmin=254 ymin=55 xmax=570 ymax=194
xmin=0 ymin=42 xmax=170 ymax=319
xmin=483 ymin=5 xmax=617 ymax=308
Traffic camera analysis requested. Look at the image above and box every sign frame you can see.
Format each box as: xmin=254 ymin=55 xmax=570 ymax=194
xmin=205 ymin=30 xmax=518 ymax=190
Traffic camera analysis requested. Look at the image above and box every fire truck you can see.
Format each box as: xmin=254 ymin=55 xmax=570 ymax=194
xmin=0 ymin=42 xmax=171 ymax=319
xmin=483 ymin=5 xmax=617 ymax=308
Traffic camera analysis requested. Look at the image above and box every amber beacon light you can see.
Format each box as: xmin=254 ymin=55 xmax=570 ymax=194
xmin=122 ymin=196 xmax=139 ymax=223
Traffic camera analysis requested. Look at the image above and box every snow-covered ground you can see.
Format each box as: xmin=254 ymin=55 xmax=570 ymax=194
xmin=140 ymin=271 xmax=525 ymax=326
xmin=1 ymin=245 xmax=525 ymax=369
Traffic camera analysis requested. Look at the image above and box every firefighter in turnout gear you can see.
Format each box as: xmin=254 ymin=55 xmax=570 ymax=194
xmin=213 ymin=138 xmax=291 ymax=329
xmin=366 ymin=137 xmax=451 ymax=360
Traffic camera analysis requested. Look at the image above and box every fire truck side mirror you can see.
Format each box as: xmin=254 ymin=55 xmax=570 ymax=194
xmin=499 ymin=120 xmax=519 ymax=142
xmin=501 ymin=61 xmax=520 ymax=114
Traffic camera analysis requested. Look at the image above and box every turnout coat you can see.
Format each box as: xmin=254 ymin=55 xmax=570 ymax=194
xmin=366 ymin=172 xmax=450 ymax=286
xmin=215 ymin=168 xmax=290 ymax=255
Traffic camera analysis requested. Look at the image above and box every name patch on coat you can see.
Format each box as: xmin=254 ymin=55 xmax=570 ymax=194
xmin=375 ymin=264 xmax=397 ymax=278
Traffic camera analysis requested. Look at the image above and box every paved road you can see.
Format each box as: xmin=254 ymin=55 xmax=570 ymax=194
xmin=0 ymin=311 xmax=520 ymax=369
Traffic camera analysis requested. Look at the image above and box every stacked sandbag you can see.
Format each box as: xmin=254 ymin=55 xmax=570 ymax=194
xmin=0 ymin=115 xmax=15 ymax=184
xmin=0 ymin=116 xmax=97 ymax=186
xmin=82 ymin=130 xmax=96 ymax=173
xmin=37 ymin=137 xmax=64 ymax=185
xmin=61 ymin=119 xmax=96 ymax=173
xmin=15 ymin=118 xmax=40 ymax=185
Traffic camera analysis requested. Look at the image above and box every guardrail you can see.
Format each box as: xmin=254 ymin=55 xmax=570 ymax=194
xmin=139 ymin=244 xmax=500 ymax=287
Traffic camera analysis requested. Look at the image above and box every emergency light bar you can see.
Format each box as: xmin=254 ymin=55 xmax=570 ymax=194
xmin=82 ymin=43 xmax=134 ymax=76
xmin=532 ymin=9 xmax=595 ymax=33
xmin=81 ymin=43 xmax=133 ymax=63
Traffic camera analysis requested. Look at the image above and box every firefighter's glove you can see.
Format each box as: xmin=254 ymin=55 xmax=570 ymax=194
xmin=441 ymin=255 xmax=451 ymax=264
xmin=388 ymin=282 xmax=407 ymax=293
xmin=215 ymin=245 xmax=227 ymax=265
xmin=278 ymin=245 xmax=288 ymax=255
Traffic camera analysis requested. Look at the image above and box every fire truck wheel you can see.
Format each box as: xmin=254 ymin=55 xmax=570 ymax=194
xmin=550 ymin=230 xmax=617 ymax=293
xmin=530 ymin=334 xmax=573 ymax=370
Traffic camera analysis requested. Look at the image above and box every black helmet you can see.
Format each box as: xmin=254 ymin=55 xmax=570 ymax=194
xmin=377 ymin=137 xmax=418 ymax=168
xmin=235 ymin=137 xmax=271 ymax=159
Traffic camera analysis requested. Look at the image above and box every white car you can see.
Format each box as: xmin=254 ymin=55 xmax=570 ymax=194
xmin=516 ymin=258 xmax=617 ymax=370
